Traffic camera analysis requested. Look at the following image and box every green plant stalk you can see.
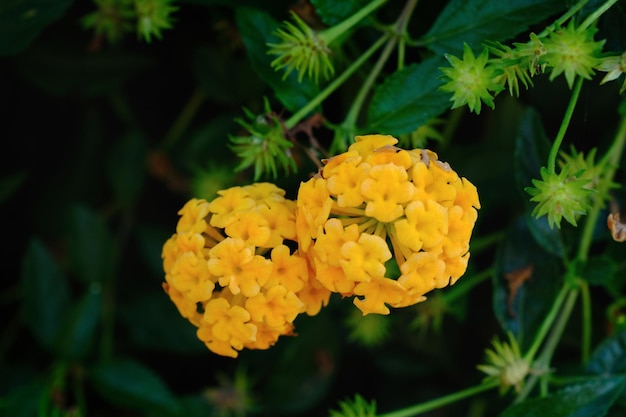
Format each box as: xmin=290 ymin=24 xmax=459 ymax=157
xmin=343 ymin=0 xmax=418 ymax=130
xmin=578 ymin=115 xmax=626 ymax=260
xmin=343 ymin=35 xmax=397 ymax=128
xmin=396 ymin=0 xmax=419 ymax=70
xmin=522 ymin=281 xmax=571 ymax=364
xmin=516 ymin=286 xmax=580 ymax=402
xmin=443 ymin=267 xmax=493 ymax=304
xmin=579 ymin=0 xmax=620 ymax=31
xmin=537 ymin=0 xmax=588 ymax=37
xmin=580 ymin=280 xmax=591 ymax=364
xmin=285 ymin=35 xmax=389 ymax=130
xmin=379 ymin=380 xmax=499 ymax=417
xmin=322 ymin=0 xmax=388 ymax=44
xmin=547 ymin=76 xmax=583 ymax=173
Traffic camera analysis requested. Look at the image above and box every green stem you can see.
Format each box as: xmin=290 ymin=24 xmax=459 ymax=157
xmin=379 ymin=381 xmax=499 ymax=417
xmin=343 ymin=34 xmax=396 ymax=128
xmin=285 ymin=35 xmax=389 ymax=129
xmin=322 ymin=0 xmax=388 ymax=44
xmin=443 ymin=267 xmax=493 ymax=303
xmin=547 ymin=76 xmax=583 ymax=172
xmin=343 ymin=0 xmax=418 ymax=130
xmin=579 ymin=0 xmax=619 ymax=31
xmin=522 ymin=282 xmax=570 ymax=364
xmin=537 ymin=0 xmax=589 ymax=37
xmin=396 ymin=0 xmax=419 ymax=70
xmin=578 ymin=115 xmax=626 ymax=260
xmin=516 ymin=287 xmax=580 ymax=402
xmin=580 ymin=281 xmax=591 ymax=364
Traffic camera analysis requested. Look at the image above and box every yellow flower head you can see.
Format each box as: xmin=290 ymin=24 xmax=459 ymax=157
xmin=162 ymin=183 xmax=330 ymax=358
xmin=296 ymin=135 xmax=480 ymax=315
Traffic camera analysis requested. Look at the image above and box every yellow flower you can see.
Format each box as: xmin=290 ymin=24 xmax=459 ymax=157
xmin=162 ymin=182 xmax=330 ymax=358
xmin=199 ymin=298 xmax=257 ymax=358
xmin=296 ymin=135 xmax=480 ymax=315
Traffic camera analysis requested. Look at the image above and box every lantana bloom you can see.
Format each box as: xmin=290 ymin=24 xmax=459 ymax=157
xmin=162 ymin=183 xmax=330 ymax=357
xmin=296 ymin=134 xmax=480 ymax=315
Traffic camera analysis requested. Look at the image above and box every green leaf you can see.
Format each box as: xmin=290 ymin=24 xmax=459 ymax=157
xmin=367 ymin=57 xmax=452 ymax=135
xmin=20 ymin=238 xmax=71 ymax=350
xmin=0 ymin=376 xmax=47 ymax=417
xmin=493 ymin=216 xmax=562 ymax=350
xmin=500 ymin=376 xmax=626 ymax=417
xmin=514 ymin=108 xmax=565 ymax=257
xmin=310 ymin=0 xmax=372 ymax=26
xmin=55 ymin=289 xmax=102 ymax=360
xmin=420 ymin=0 xmax=566 ymax=55
xmin=66 ymin=205 xmax=116 ymax=285
xmin=514 ymin=107 xmax=551 ymax=192
xmin=581 ymin=255 xmax=618 ymax=291
xmin=586 ymin=327 xmax=626 ymax=375
xmin=235 ymin=7 xmax=320 ymax=112
xmin=90 ymin=358 xmax=182 ymax=417
xmin=0 ymin=0 xmax=74 ymax=56
xmin=106 ymin=132 xmax=148 ymax=211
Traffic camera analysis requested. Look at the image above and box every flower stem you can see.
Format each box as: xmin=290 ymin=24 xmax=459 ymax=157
xmin=379 ymin=381 xmax=499 ymax=417
xmin=522 ymin=281 xmax=571 ymax=365
xmin=580 ymin=280 xmax=591 ymax=364
xmin=578 ymin=115 xmax=626 ymax=260
xmin=515 ymin=286 xmax=580 ymax=402
xmin=547 ymin=76 xmax=583 ymax=173
xmin=322 ymin=0 xmax=388 ymax=44
xmin=285 ymin=34 xmax=389 ymax=130
xmin=537 ymin=0 xmax=588 ymax=37
xmin=579 ymin=0 xmax=620 ymax=31
xmin=344 ymin=0 xmax=418 ymax=130
xmin=443 ymin=267 xmax=493 ymax=303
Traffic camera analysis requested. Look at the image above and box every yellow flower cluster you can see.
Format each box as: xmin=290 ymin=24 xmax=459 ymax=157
xmin=162 ymin=183 xmax=330 ymax=358
xmin=162 ymin=134 xmax=480 ymax=356
xmin=296 ymin=134 xmax=480 ymax=315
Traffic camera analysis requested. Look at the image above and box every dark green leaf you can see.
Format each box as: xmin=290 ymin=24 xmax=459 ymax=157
xmin=514 ymin=107 xmax=565 ymax=257
xmin=235 ymin=7 xmax=320 ymax=112
xmin=0 ymin=0 xmax=74 ymax=56
xmin=525 ymin=211 xmax=565 ymax=258
xmin=420 ymin=0 xmax=566 ymax=55
xmin=493 ymin=216 xmax=562 ymax=350
xmin=90 ymin=358 xmax=182 ymax=417
xmin=119 ymin=291 xmax=207 ymax=354
xmin=55 ymin=289 xmax=102 ymax=360
xmin=581 ymin=255 xmax=618 ymax=290
xmin=500 ymin=376 xmax=626 ymax=417
xmin=367 ymin=57 xmax=452 ymax=135
xmin=107 ymin=132 xmax=148 ymax=211
xmin=20 ymin=238 xmax=71 ymax=350
xmin=0 ymin=376 xmax=47 ymax=417
xmin=66 ymin=205 xmax=116 ymax=285
xmin=310 ymin=0 xmax=372 ymax=26
xmin=586 ymin=327 xmax=626 ymax=375
xmin=514 ymin=107 xmax=551 ymax=192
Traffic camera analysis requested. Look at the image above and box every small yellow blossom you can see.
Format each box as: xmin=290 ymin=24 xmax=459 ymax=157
xmin=162 ymin=183 xmax=330 ymax=358
xmin=296 ymin=134 xmax=480 ymax=315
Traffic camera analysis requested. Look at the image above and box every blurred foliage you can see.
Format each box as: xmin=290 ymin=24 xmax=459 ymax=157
xmin=2 ymin=0 xmax=626 ymax=416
